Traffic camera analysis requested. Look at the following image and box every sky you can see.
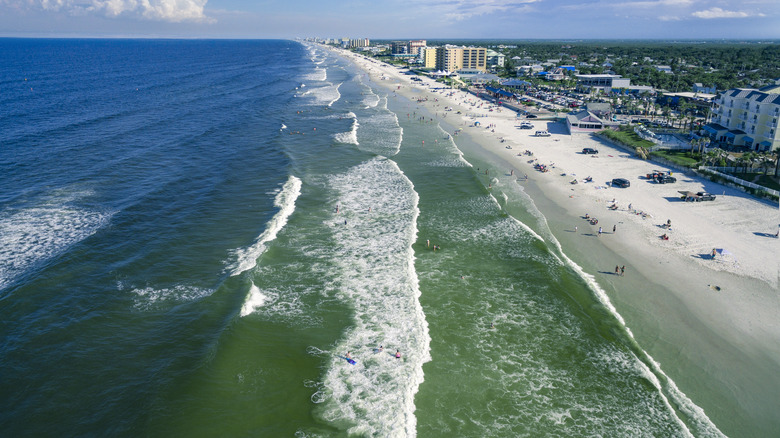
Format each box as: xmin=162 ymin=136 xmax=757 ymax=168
xmin=0 ymin=0 xmax=778 ymax=40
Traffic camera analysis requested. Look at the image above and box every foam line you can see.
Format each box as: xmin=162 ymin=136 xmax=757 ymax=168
xmin=317 ymin=158 xmax=430 ymax=435
xmin=227 ymin=175 xmax=302 ymax=277
xmin=333 ymin=116 xmax=359 ymax=145
xmin=529 ymin=189 xmax=724 ymax=437
xmin=447 ymin=131 xmax=722 ymax=436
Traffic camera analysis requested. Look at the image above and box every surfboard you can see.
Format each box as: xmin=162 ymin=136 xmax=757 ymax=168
xmin=346 ymin=358 xmax=356 ymax=365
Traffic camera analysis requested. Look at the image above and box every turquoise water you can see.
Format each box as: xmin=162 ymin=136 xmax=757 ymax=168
xmin=0 ymin=39 xmax=739 ymax=437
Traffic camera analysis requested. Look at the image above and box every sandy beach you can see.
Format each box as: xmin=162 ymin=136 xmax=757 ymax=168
xmin=334 ymin=47 xmax=780 ymax=436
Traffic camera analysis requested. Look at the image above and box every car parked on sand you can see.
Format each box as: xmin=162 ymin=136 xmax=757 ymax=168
xmin=611 ymin=178 xmax=630 ymax=188
xmin=655 ymin=175 xmax=677 ymax=184
xmin=679 ymin=191 xmax=716 ymax=201
xmin=526 ymin=114 xmax=538 ymax=119
xmin=518 ymin=123 xmax=534 ymax=129
xmin=582 ymin=148 xmax=599 ymax=154
xmin=535 ymin=130 xmax=551 ymax=137
xmin=696 ymin=192 xmax=716 ymax=201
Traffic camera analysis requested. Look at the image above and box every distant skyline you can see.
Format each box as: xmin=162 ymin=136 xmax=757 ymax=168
xmin=1 ymin=0 xmax=778 ymax=40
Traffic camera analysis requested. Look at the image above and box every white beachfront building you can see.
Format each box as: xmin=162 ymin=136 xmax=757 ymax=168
xmin=575 ymin=74 xmax=631 ymax=94
xmin=707 ymin=86 xmax=780 ymax=152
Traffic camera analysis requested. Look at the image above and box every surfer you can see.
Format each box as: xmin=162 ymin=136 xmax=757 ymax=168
xmin=346 ymin=351 xmax=351 ymax=359
xmin=378 ymin=345 xmax=383 ymax=353
xmin=395 ymin=350 xmax=401 ymax=359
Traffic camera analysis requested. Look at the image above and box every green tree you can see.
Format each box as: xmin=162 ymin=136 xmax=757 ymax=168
xmin=774 ymin=146 xmax=780 ymax=177
xmin=704 ymin=148 xmax=725 ymax=166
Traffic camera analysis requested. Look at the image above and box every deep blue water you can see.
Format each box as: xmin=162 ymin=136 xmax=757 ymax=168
xmin=0 ymin=39 xmax=300 ymax=435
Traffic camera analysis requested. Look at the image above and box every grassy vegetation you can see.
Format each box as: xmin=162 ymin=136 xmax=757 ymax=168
xmin=598 ymin=126 xmax=655 ymax=149
xmin=731 ymin=173 xmax=780 ymax=191
xmin=649 ymin=150 xmax=701 ymax=168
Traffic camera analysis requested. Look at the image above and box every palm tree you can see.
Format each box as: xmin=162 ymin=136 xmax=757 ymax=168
xmin=690 ymin=138 xmax=700 ymax=154
xmin=773 ymin=146 xmax=780 ymax=177
xmin=704 ymin=148 xmax=723 ymax=166
xmin=758 ymin=152 xmax=773 ymax=175
xmin=740 ymin=152 xmax=756 ymax=174
xmin=733 ymin=153 xmax=747 ymax=174
xmin=694 ymin=137 xmax=711 ymax=156
xmin=680 ymin=100 xmax=693 ymax=131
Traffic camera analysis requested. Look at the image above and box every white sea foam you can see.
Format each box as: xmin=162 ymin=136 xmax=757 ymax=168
xmin=130 ymin=284 xmax=213 ymax=310
xmin=362 ymin=90 xmax=380 ymax=108
xmin=227 ymin=175 xmax=302 ymax=277
xmin=300 ymin=82 xmax=341 ymax=107
xmin=355 ymin=101 xmax=402 ymax=157
xmin=317 ymin=157 xmax=430 ymax=436
xmin=0 ymin=192 xmax=112 ymax=291
xmin=304 ymin=66 xmax=327 ymax=82
xmin=240 ymin=282 xmax=271 ymax=317
xmin=418 ymin=122 xmax=469 ymax=167
xmin=332 ymin=116 xmax=359 ymax=145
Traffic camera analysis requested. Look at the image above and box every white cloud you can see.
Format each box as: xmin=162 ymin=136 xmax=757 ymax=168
xmin=610 ymin=0 xmax=694 ymax=10
xmin=2 ymin=0 xmax=212 ymax=22
xmin=92 ymin=0 xmax=213 ymax=22
xmin=416 ymin=0 xmax=540 ymax=21
xmin=691 ymin=7 xmax=763 ymax=19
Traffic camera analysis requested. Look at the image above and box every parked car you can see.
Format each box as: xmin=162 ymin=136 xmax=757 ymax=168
xmin=519 ymin=123 xmax=534 ymax=129
xmin=655 ymin=175 xmax=677 ymax=184
xmin=535 ymin=130 xmax=551 ymax=137
xmin=679 ymin=191 xmax=716 ymax=201
xmin=582 ymin=148 xmax=599 ymax=154
xmin=611 ymin=178 xmax=630 ymax=188
xmin=526 ymin=114 xmax=538 ymax=119
xmin=696 ymin=192 xmax=716 ymax=201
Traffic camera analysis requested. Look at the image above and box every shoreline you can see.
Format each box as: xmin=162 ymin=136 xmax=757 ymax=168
xmin=332 ymin=47 xmax=780 ymax=437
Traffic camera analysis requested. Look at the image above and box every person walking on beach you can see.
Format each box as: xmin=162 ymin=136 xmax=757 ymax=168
xmin=620 ymin=266 xmax=625 ymax=276
xmin=598 ymin=226 xmax=602 ymax=237
xmin=574 ymin=225 xmax=578 ymax=233
xmin=613 ymin=224 xmax=616 ymax=233
xmin=615 ymin=265 xmax=620 ymax=275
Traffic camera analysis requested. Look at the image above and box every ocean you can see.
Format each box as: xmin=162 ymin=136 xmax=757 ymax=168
xmin=0 ymin=39 xmax=737 ymax=437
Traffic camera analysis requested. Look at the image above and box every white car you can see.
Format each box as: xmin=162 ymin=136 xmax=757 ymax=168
xmin=535 ymin=130 xmax=551 ymax=137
